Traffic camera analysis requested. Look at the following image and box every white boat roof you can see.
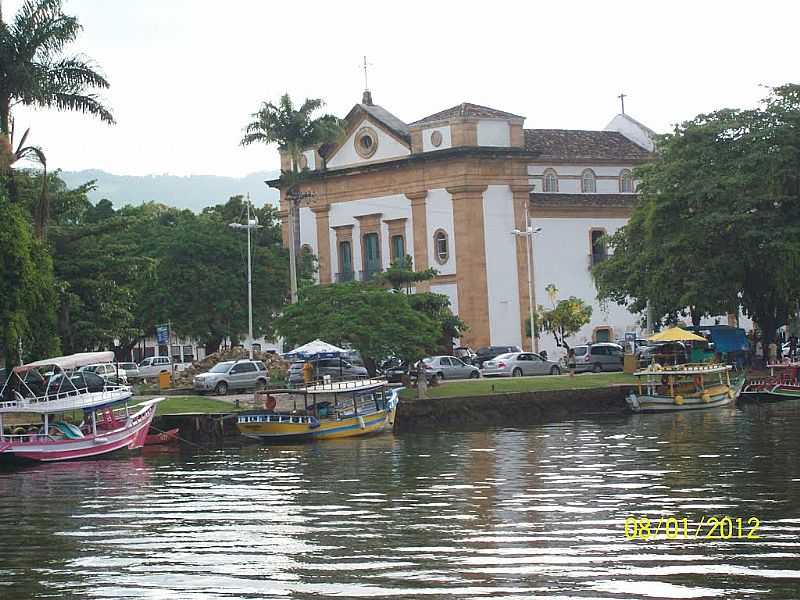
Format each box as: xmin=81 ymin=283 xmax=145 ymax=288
xmin=302 ymin=378 xmax=387 ymax=394
xmin=19 ymin=351 xmax=115 ymax=371
xmin=634 ymin=363 xmax=732 ymax=377
xmin=0 ymin=388 xmax=133 ymax=414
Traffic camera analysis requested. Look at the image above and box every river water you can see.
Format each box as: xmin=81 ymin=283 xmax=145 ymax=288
xmin=1 ymin=401 xmax=799 ymax=599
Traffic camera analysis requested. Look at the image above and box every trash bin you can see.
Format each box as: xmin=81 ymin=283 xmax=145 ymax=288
xmin=158 ymin=371 xmax=171 ymax=389
xmin=624 ymin=353 xmax=637 ymax=374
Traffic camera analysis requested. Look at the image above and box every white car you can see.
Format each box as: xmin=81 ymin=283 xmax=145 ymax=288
xmin=138 ymin=356 xmax=173 ymax=380
xmin=78 ymin=363 xmax=128 ymax=385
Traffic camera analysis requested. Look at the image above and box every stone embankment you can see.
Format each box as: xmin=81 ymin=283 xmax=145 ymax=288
xmin=393 ymin=386 xmax=631 ymax=432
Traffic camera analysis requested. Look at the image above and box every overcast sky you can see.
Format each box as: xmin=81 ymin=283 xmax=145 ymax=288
xmin=5 ymin=0 xmax=798 ymax=177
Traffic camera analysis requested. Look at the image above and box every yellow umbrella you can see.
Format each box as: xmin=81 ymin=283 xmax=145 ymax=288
xmin=648 ymin=327 xmax=707 ymax=343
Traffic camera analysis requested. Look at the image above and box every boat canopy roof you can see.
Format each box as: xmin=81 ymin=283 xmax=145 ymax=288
xmin=16 ymin=351 xmax=115 ymax=373
xmin=634 ymin=363 xmax=731 ymax=377
xmin=648 ymin=327 xmax=707 ymax=343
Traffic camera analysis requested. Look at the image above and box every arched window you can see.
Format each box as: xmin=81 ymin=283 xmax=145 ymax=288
xmin=391 ymin=235 xmax=405 ymax=263
xmin=543 ymin=169 xmax=558 ymax=193
xmin=590 ymin=228 xmax=607 ymax=265
xmin=433 ymin=229 xmax=449 ymax=264
xmin=581 ymin=169 xmax=596 ymax=193
xmin=619 ymin=169 xmax=634 ymax=193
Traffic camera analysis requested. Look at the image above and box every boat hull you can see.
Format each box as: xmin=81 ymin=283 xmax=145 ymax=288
xmin=0 ymin=400 xmax=159 ymax=463
xmin=144 ymin=427 xmax=180 ymax=445
xmin=627 ymin=378 xmax=744 ymax=413
xmin=238 ymin=409 xmax=393 ymax=442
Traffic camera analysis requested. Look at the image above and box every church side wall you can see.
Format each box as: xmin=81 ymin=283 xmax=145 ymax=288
xmin=531 ymin=216 xmax=639 ymax=359
xmin=426 ymin=189 xmax=456 ymax=276
xmin=483 ymin=185 xmax=523 ymax=348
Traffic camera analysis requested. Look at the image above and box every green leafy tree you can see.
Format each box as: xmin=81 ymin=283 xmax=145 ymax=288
xmin=526 ymin=288 xmax=592 ymax=349
xmin=275 ymin=282 xmax=441 ymax=373
xmin=593 ymin=84 xmax=800 ymax=345
xmin=407 ymin=292 xmax=467 ymax=354
xmin=380 ymin=255 xmax=438 ymax=293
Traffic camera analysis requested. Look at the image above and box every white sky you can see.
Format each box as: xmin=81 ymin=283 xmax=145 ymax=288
xmin=5 ymin=0 xmax=798 ymax=177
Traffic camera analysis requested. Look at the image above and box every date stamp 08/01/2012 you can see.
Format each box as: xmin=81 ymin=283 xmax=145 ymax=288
xmin=624 ymin=516 xmax=761 ymax=541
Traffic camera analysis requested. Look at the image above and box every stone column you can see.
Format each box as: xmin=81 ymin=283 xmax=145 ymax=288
xmin=311 ymin=205 xmax=331 ymax=283
xmin=406 ymin=190 xmax=429 ymax=292
xmin=511 ymin=184 xmax=534 ymax=351
xmin=447 ymin=184 xmax=490 ymax=348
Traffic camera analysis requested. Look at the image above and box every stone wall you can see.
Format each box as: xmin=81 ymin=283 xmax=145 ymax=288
xmin=394 ymin=386 xmax=631 ymax=433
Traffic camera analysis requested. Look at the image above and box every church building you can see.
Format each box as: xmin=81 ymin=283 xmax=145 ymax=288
xmin=271 ymin=90 xmax=655 ymax=357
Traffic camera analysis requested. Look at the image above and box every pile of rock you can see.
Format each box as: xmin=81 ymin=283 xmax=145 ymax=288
xmin=173 ymin=348 xmax=290 ymax=387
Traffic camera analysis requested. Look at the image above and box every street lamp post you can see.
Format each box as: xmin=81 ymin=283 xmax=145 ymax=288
xmin=230 ymin=197 xmax=262 ymax=360
xmin=511 ymin=223 xmax=543 ymax=354
xmin=113 ymin=337 xmax=120 ymax=381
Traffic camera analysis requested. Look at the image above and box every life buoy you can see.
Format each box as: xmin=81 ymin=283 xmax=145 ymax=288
xmin=674 ymin=395 xmax=684 ymax=406
xmin=263 ymin=395 xmax=277 ymax=411
xmin=702 ymin=393 xmax=711 ymax=403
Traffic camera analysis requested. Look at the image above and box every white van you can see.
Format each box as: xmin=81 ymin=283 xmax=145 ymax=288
xmin=138 ymin=356 xmax=173 ymax=380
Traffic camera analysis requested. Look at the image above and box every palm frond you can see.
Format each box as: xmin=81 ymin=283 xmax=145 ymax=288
xmin=45 ymin=56 xmax=110 ymax=91
xmin=36 ymin=91 xmax=115 ymax=124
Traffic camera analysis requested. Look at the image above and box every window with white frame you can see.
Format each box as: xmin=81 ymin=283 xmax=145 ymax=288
xmin=543 ymin=169 xmax=558 ymax=193
xmin=620 ymin=169 xmax=634 ymax=193
xmin=433 ymin=229 xmax=449 ymax=264
xmin=581 ymin=169 xmax=596 ymax=193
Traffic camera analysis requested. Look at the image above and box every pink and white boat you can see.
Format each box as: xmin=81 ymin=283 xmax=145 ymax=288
xmin=0 ymin=351 xmax=163 ymax=463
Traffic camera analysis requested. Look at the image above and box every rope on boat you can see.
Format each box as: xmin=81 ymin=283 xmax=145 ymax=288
xmin=147 ymin=424 xmax=207 ymax=449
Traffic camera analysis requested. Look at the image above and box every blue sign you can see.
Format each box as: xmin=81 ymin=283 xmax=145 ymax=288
xmin=156 ymin=325 xmax=169 ymax=344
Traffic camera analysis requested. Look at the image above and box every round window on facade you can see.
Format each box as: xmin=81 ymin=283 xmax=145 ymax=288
xmin=354 ymin=126 xmax=378 ymax=158
xmin=430 ymin=130 xmax=443 ymax=148
xmin=433 ymin=229 xmax=449 ymax=264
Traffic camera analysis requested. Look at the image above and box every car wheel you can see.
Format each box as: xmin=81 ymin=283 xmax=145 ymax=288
xmin=255 ymin=379 xmax=267 ymax=391
xmin=512 ymin=368 xmax=523 ymax=377
xmin=469 ymin=370 xmax=480 ymax=379
xmin=435 ymin=372 xmax=444 ymax=382
xmin=550 ymin=366 xmax=561 ymax=375
xmin=592 ymin=363 xmax=603 ymax=373
xmin=215 ymin=381 xmax=228 ymax=395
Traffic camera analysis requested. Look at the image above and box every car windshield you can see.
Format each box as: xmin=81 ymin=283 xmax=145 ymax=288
xmin=574 ymin=347 xmax=588 ymax=356
xmin=209 ymin=361 xmax=234 ymax=373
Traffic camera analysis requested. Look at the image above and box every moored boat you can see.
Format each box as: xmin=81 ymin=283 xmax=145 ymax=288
xmin=626 ymin=363 xmax=744 ymax=413
xmin=741 ymin=362 xmax=800 ymax=403
xmin=237 ymin=378 xmax=399 ymax=442
xmin=0 ymin=351 xmax=162 ymax=463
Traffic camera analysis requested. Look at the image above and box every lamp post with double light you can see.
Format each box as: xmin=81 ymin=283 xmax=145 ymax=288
xmin=229 ymin=197 xmax=262 ymax=360
xmin=511 ymin=223 xmax=543 ymax=353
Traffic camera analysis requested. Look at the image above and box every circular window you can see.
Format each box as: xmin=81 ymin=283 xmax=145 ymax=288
xmin=354 ymin=126 xmax=378 ymax=158
xmin=430 ymin=130 xmax=443 ymax=148
xmin=433 ymin=229 xmax=449 ymax=264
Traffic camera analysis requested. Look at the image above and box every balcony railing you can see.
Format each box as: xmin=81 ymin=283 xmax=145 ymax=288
xmin=335 ymin=271 xmax=355 ymax=283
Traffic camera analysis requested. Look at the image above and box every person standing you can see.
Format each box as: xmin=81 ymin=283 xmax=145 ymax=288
xmin=768 ymin=340 xmax=778 ymax=365
xmin=755 ymin=339 xmax=764 ymax=366
xmin=790 ymin=336 xmax=798 ymax=361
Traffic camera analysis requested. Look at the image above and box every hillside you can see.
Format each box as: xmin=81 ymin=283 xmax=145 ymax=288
xmin=59 ymin=169 xmax=281 ymax=212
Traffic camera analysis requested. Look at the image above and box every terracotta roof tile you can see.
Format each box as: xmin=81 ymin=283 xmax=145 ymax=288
xmin=525 ymin=129 xmax=651 ymax=161
xmin=411 ymin=102 xmax=524 ymax=125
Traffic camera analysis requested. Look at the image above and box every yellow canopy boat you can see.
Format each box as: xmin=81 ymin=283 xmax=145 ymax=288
xmin=237 ymin=378 xmax=399 ymax=442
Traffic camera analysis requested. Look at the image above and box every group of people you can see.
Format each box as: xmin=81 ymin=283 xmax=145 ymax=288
xmin=753 ymin=333 xmax=799 ymax=366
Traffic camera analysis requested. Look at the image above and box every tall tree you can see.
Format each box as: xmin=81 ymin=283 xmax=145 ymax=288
xmin=593 ymin=85 xmax=800 ymax=345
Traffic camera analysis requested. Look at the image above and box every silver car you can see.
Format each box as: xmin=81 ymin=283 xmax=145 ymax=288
xmin=78 ymin=363 xmax=128 ymax=385
xmin=481 ymin=352 xmax=562 ymax=377
xmin=420 ymin=356 xmax=480 ymax=381
xmin=193 ymin=359 xmax=269 ymax=395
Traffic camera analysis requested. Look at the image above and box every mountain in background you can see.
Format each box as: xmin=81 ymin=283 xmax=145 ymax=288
xmin=58 ymin=169 xmax=281 ymax=211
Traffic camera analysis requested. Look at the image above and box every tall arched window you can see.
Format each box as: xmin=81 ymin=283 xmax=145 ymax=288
xmin=581 ymin=169 xmax=596 ymax=193
xmin=619 ymin=169 xmax=634 ymax=193
xmin=543 ymin=169 xmax=558 ymax=193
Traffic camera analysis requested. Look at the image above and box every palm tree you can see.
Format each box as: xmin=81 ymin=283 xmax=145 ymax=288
xmin=0 ymin=0 xmax=115 ymax=136
xmin=241 ymin=94 xmax=343 ymax=176
xmin=241 ymin=94 xmax=344 ymax=302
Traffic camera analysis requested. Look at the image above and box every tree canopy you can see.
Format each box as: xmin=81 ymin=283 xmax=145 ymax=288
xmin=593 ymin=85 xmax=800 ymax=343
xmin=527 ymin=286 xmax=592 ymax=349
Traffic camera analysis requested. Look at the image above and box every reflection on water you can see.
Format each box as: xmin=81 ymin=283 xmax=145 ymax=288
xmin=1 ymin=402 xmax=800 ymax=599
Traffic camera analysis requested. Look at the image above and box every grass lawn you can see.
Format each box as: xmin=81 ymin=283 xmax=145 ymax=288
xmin=399 ymin=372 xmax=635 ymax=400
xmin=141 ymin=396 xmax=237 ymax=416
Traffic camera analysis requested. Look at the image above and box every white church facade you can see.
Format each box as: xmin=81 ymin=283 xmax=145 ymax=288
xmin=272 ymin=91 xmax=658 ymax=358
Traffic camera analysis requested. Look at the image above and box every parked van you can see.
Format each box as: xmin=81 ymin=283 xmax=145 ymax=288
xmin=569 ymin=343 xmax=624 ymax=373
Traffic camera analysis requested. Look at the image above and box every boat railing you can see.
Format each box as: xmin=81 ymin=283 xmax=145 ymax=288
xmin=238 ymin=413 xmax=317 ymax=425
xmin=0 ymin=384 xmax=130 ymax=411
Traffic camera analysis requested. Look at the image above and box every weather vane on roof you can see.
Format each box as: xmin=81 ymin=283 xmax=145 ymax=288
xmin=618 ymin=92 xmax=627 ymax=115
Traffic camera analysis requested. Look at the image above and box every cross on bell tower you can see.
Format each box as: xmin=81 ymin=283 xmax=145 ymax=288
xmin=361 ymin=56 xmax=373 ymax=105
xmin=618 ymin=92 xmax=627 ymax=115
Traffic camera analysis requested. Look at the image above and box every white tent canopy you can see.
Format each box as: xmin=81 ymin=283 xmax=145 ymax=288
xmin=284 ymin=339 xmax=347 ymax=358
xmin=20 ymin=351 xmax=115 ymax=371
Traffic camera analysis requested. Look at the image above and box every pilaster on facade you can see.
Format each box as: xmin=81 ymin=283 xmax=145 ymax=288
xmin=406 ymin=190 xmax=430 ymax=291
xmin=511 ymin=184 xmax=534 ymax=349
xmin=446 ymin=184 xmax=490 ymax=347
xmin=311 ymin=205 xmax=331 ymax=283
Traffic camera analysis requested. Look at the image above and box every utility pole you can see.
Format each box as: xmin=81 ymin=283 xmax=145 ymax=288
xmin=230 ymin=195 xmax=262 ymax=358
xmin=512 ymin=223 xmax=543 ymax=353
